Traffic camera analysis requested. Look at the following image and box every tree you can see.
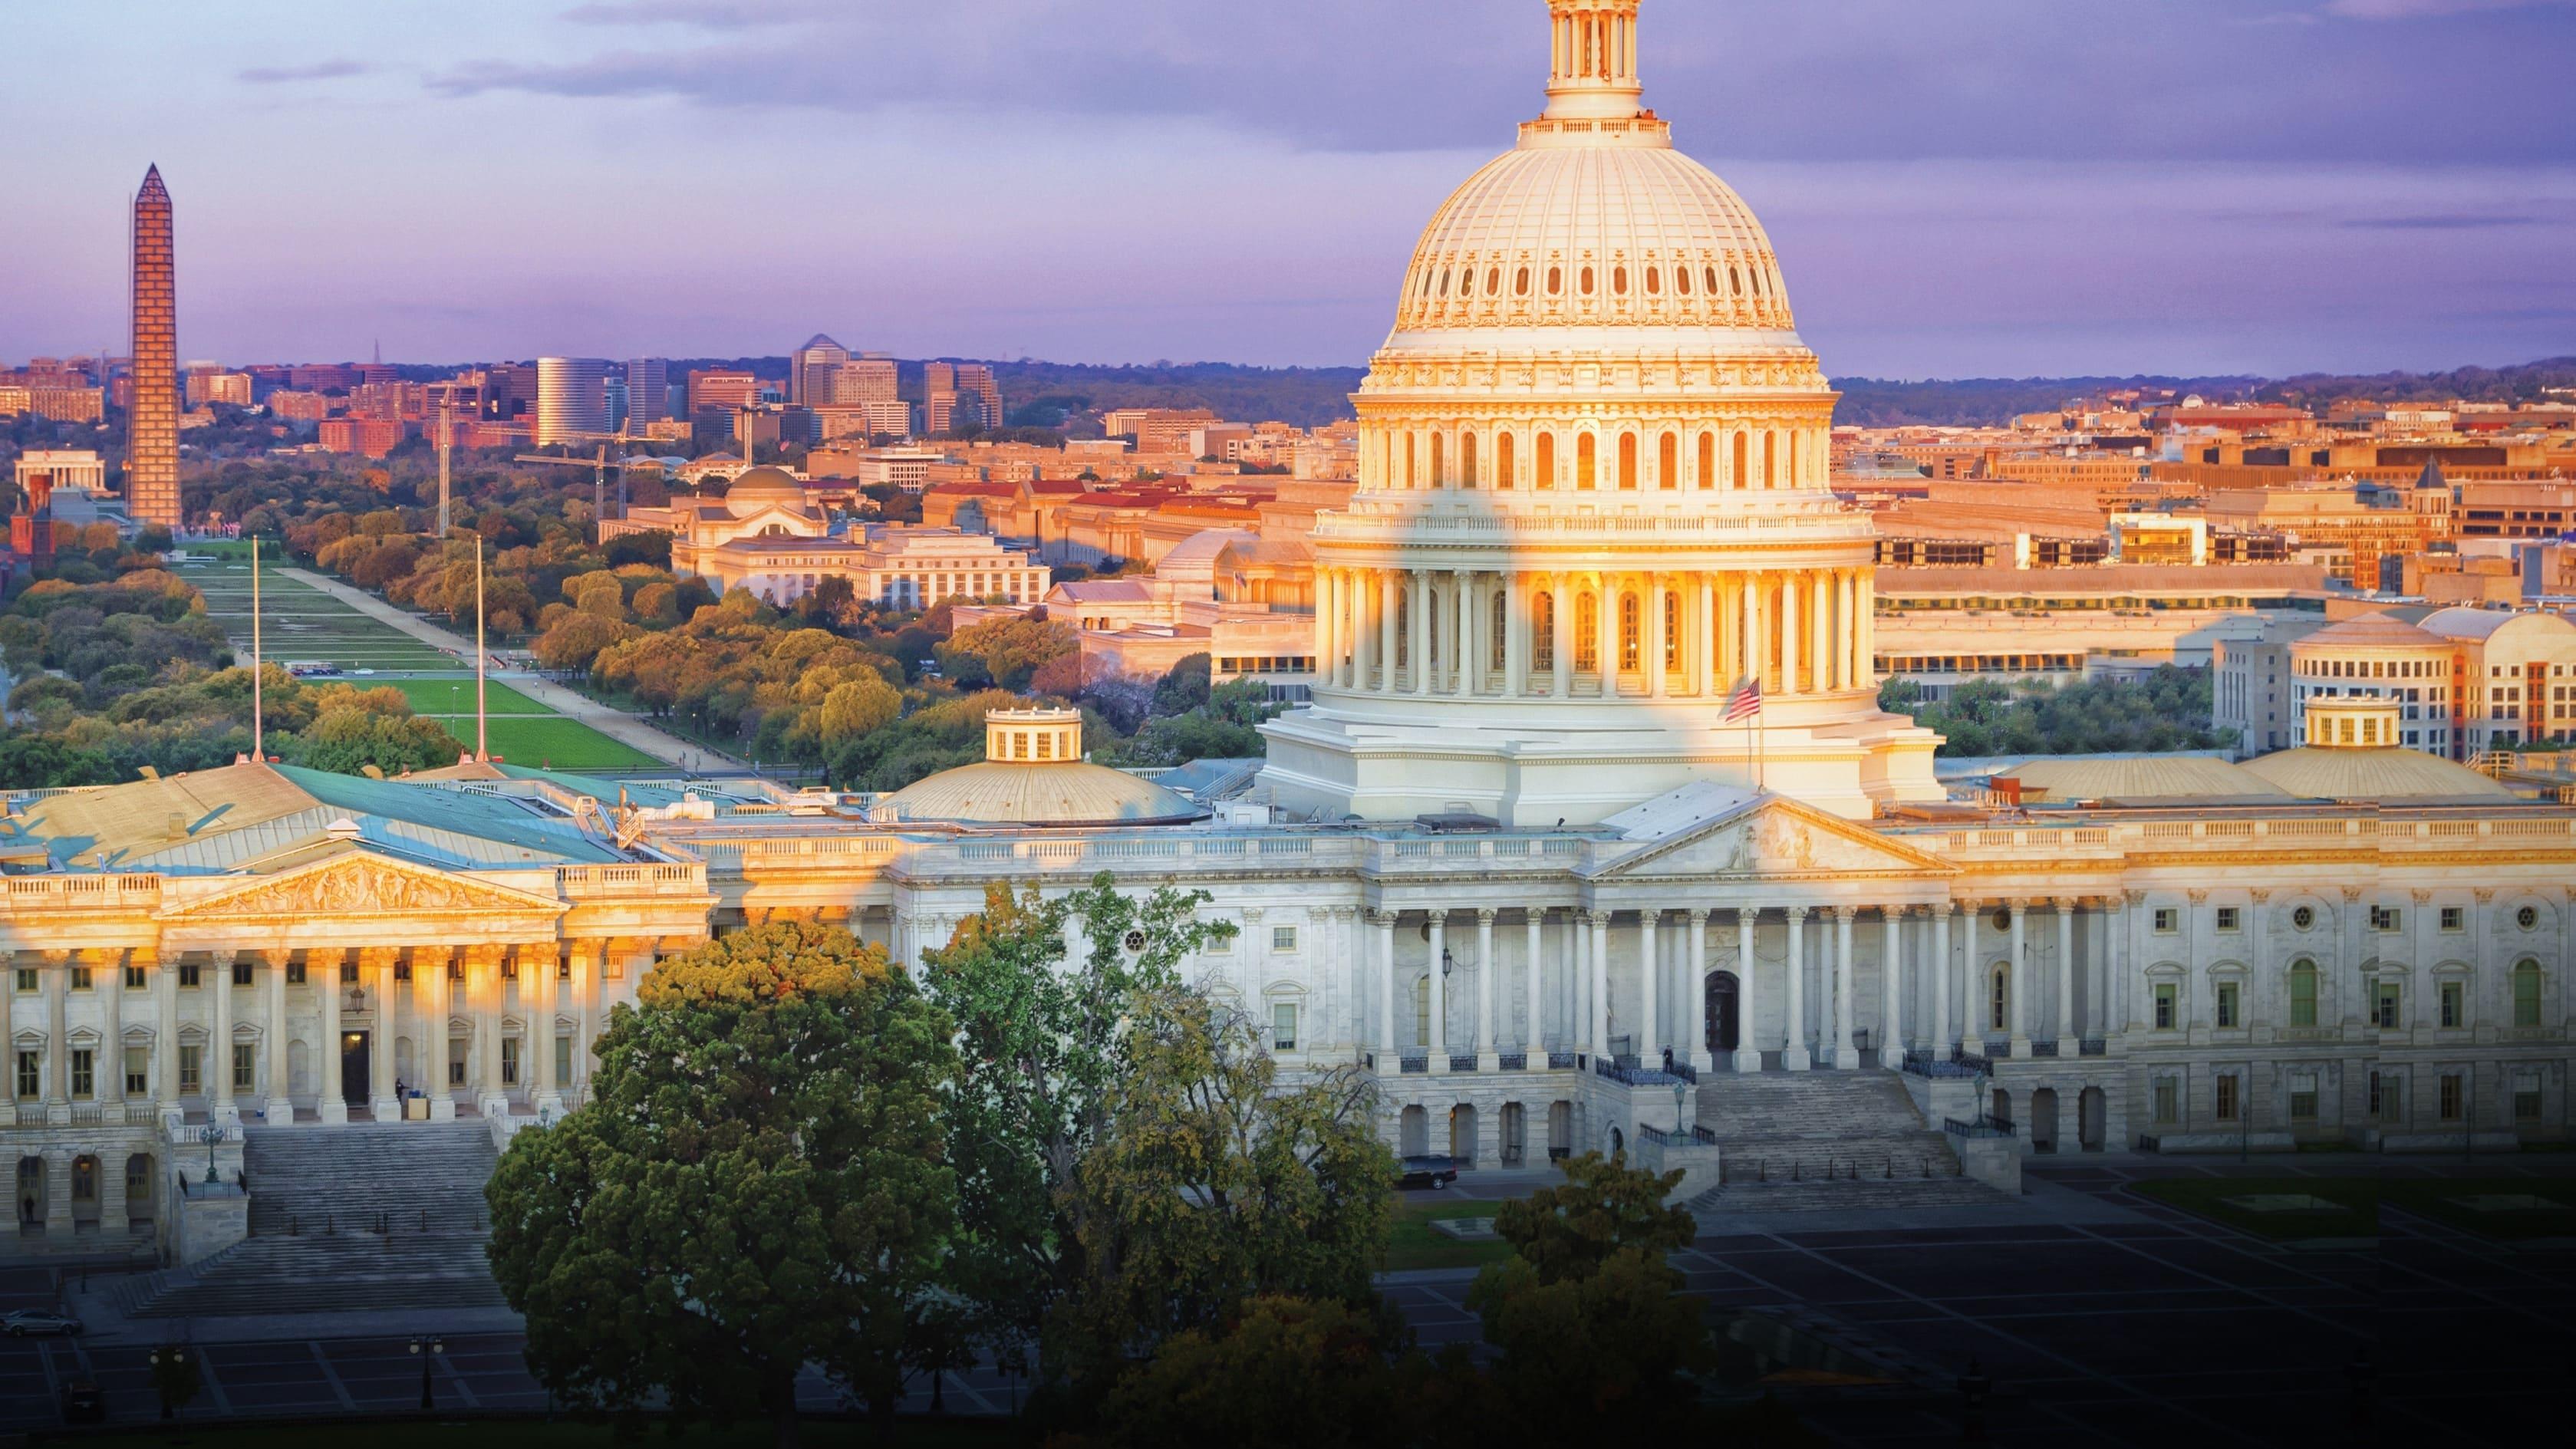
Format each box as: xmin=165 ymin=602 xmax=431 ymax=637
xmin=934 ymin=615 xmax=1077 ymax=691
xmin=1095 ymin=1296 xmax=1431 ymax=1449
xmin=1466 ymin=1153 xmax=1709 ymax=1436
xmin=286 ymin=706 xmax=465 ymax=776
xmin=1056 ymin=985 xmax=1394 ymax=1385
xmin=484 ymin=921 xmax=958 ymax=1447
xmin=917 ymin=875 xmax=1234 ymax=1387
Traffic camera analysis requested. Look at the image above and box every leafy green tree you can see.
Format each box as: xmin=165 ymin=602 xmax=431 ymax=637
xmin=1467 ymin=1153 xmax=1708 ymax=1436
xmin=917 ymin=875 xmax=1232 ymax=1384
xmin=484 ymin=921 xmax=958 ymax=1447
xmin=1056 ymin=983 xmax=1394 ymax=1384
xmin=933 ymin=615 xmax=1077 ymax=691
xmin=1095 ymin=1296 xmax=1432 ymax=1449
xmin=285 ymin=706 xmax=465 ymax=776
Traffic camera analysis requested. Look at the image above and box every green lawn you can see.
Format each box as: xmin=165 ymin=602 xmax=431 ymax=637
xmin=384 ymin=677 xmax=554 ymax=716
xmin=187 ymin=558 xmax=460 ymax=672
xmin=1384 ymin=1197 xmax=1520 ymax=1273
xmin=2379 ymin=1177 xmax=2576 ymax=1241
xmin=2127 ymin=1176 xmax=2377 ymax=1242
xmin=477 ymin=716 xmax=664 ymax=771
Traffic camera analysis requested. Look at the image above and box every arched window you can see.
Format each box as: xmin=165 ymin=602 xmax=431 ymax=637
xmin=1618 ymin=592 xmax=1641 ymax=672
xmin=1460 ymin=430 xmax=1478 ymax=489
xmin=1491 ymin=590 xmax=1508 ymax=671
xmin=1580 ymin=265 xmax=1596 ymax=295
xmin=1536 ymin=430 xmax=1554 ymax=488
xmin=1751 ymin=267 xmax=1767 ymax=297
xmin=1574 ymin=592 xmax=1599 ymax=672
xmin=1414 ymin=976 xmax=1430 ymax=1047
xmin=1731 ymin=265 xmax=1744 ymax=296
xmin=1612 ymin=265 xmax=1629 ymax=295
xmin=2288 ymin=959 xmax=2318 ymax=1027
xmin=1658 ymin=432 xmax=1678 ymax=490
xmin=1663 ymin=591 xmax=1681 ymax=670
xmin=1516 ymin=267 xmax=1532 ymax=296
xmin=1731 ymin=431 xmax=1748 ymax=489
xmin=1532 ymin=591 xmax=1556 ymax=672
xmin=1706 ymin=265 xmax=1722 ymax=295
xmin=1402 ymin=433 xmax=1415 ymax=489
xmin=2514 ymin=957 xmax=2543 ymax=1027
xmin=1676 ymin=265 xmax=1692 ymax=295
xmin=1785 ymin=430 xmax=1799 ymax=488
xmin=1618 ymin=433 xmax=1638 ymax=489
xmin=1438 ymin=268 xmax=1450 ymax=298
xmin=1990 ymin=969 xmax=2009 ymax=1032
xmin=1547 ymin=265 xmax=1563 ymax=295
xmin=1486 ymin=267 xmax=1501 ymax=296
xmin=1697 ymin=431 xmax=1715 ymax=489
xmin=1576 ymin=433 xmax=1597 ymax=489
xmin=1430 ymin=431 xmax=1445 ymax=487
xmin=1763 ymin=430 xmax=1778 ymax=488
xmin=1646 ymin=266 xmax=1662 ymax=296
xmin=1498 ymin=430 xmax=1516 ymax=489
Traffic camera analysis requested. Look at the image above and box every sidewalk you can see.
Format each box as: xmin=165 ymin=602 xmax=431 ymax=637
xmin=278 ymin=568 xmax=718 ymax=771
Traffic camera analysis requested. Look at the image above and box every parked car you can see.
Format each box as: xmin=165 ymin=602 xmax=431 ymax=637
xmin=2 ymin=1310 xmax=83 ymax=1337
xmin=60 ymin=1380 xmax=104 ymax=1422
xmin=1398 ymin=1154 xmax=1459 ymax=1190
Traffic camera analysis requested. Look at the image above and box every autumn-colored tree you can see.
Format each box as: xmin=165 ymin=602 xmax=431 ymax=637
xmin=485 ymin=922 xmax=957 ymax=1447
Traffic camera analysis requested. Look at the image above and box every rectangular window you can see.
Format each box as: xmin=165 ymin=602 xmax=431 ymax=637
xmin=2153 ymin=907 xmax=2179 ymax=934
xmin=341 ymin=962 xmax=359 ymax=986
xmin=2215 ymin=1075 xmax=2239 ymax=1122
xmin=2375 ymin=982 xmax=2402 ymax=1029
xmin=2153 ymin=1077 xmax=2179 ymax=1125
xmin=1272 ymin=925 xmax=1298 ymax=953
xmin=15 ymin=1051 xmax=39 ymax=1100
xmin=2440 ymin=980 xmax=2463 ymax=1029
xmin=124 ymin=1046 xmax=149 ymax=1096
xmin=2373 ymin=1072 xmax=2402 ymax=1122
xmin=604 ymin=956 xmax=626 ymax=980
xmin=2290 ymin=1075 xmax=2319 ymax=1121
xmin=502 ymin=959 xmax=519 ymax=981
xmin=287 ymin=960 xmax=307 ymax=986
xmin=68 ymin=1049 xmax=93 ymax=1098
xmin=447 ymin=960 xmax=465 ymax=982
xmin=394 ymin=960 xmax=413 ymax=982
xmin=2440 ymin=906 xmax=2464 ymax=931
xmin=557 ymin=960 xmax=572 ymax=982
xmin=450 ymin=1042 xmax=468 ymax=1086
xmin=2215 ymin=907 xmax=2241 ymax=933
xmin=2515 ymin=968 xmax=2542 ymax=1028
xmin=2154 ymin=983 xmax=2178 ymax=1030
xmin=2370 ymin=905 xmax=2401 ymax=933
xmin=12 ymin=968 xmax=32 ymax=994
xmin=179 ymin=1046 xmax=202 ymax=1094
xmin=2216 ymin=982 xmax=2239 ymax=1029
xmin=554 ymin=1036 xmax=573 ymax=1087
xmin=232 ymin=960 xmax=252 ymax=987
xmin=124 ymin=964 xmax=147 ymax=990
xmin=232 ymin=1043 xmax=255 ymax=1092
xmin=2439 ymin=1073 xmax=2462 ymax=1122
xmin=2289 ymin=970 xmax=2318 ymax=1027
xmin=2516 ymin=1078 xmax=2543 ymax=1123
xmin=501 ymin=1038 xmax=521 ymax=1086
xmin=71 ymin=966 xmax=92 ymax=991
xmin=1272 ymin=1003 xmax=1298 ymax=1052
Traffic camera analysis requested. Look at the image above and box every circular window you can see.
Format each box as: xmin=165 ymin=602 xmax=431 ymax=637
xmin=2293 ymin=905 xmax=2315 ymax=930
xmin=2518 ymin=905 xmax=2539 ymax=930
xmin=1992 ymin=908 xmax=2011 ymax=930
xmin=1122 ymin=930 xmax=1146 ymax=953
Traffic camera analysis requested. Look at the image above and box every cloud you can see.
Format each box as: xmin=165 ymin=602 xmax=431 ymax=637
xmin=237 ymin=59 xmax=371 ymax=84
xmin=2324 ymin=0 xmax=2570 ymax=17
xmin=558 ymin=0 xmax=837 ymax=28
xmin=2341 ymin=212 xmax=2543 ymax=229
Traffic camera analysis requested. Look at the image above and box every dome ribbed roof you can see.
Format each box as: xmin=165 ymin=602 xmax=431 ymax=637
xmin=724 ymin=465 xmax=805 ymax=517
xmin=2297 ymin=612 xmax=2447 ymax=650
xmin=881 ymin=760 xmax=1204 ymax=828
xmin=2240 ymin=747 xmax=2515 ymax=802
xmin=2001 ymin=755 xmax=2291 ymax=804
xmin=1393 ymin=144 xmax=1795 ymax=337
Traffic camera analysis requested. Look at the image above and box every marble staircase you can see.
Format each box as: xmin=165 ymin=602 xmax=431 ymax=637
xmin=1689 ymin=1070 xmax=2011 ymax=1213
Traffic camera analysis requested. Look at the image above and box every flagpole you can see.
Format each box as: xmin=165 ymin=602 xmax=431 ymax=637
xmin=250 ymin=536 xmax=264 ymax=763
xmin=475 ymin=540 xmax=489 ymax=763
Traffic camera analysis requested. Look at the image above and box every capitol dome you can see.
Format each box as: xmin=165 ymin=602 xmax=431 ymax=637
xmin=1259 ymin=0 xmax=1942 ymax=828
xmin=723 ymin=465 xmax=807 ymax=518
xmin=882 ymin=709 xmax=1204 ymax=828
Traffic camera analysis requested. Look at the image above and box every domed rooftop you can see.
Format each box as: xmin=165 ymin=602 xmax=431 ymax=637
xmin=2240 ymin=747 xmax=2515 ymax=802
xmin=1388 ymin=1 xmax=1797 ymax=340
xmin=723 ymin=465 xmax=808 ymax=518
xmin=880 ymin=708 xmax=1205 ymax=828
xmin=2296 ymin=611 xmax=2446 ymax=650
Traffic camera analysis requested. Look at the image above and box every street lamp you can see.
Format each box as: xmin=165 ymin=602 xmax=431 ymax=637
xmin=148 ymin=1345 xmax=186 ymax=1419
xmin=410 ymin=1335 xmax=445 ymax=1410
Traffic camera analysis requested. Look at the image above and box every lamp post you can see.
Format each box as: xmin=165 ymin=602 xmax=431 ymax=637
xmin=148 ymin=1345 xmax=185 ymax=1419
xmin=1672 ymin=1079 xmax=1689 ymax=1137
xmin=410 ymin=1334 xmax=445 ymax=1410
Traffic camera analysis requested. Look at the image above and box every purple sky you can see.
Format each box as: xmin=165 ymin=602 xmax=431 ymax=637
xmin=5 ymin=0 xmax=2572 ymax=379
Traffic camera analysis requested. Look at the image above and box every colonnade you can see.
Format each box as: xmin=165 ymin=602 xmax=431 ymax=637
xmin=1315 ymin=564 xmax=1875 ymax=701
xmin=1365 ymin=420 xmax=1828 ymax=495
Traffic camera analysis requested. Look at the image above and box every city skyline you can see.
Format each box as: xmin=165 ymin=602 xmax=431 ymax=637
xmin=3 ymin=0 xmax=2574 ymax=378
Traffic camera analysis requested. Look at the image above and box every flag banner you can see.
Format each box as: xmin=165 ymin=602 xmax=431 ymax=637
xmin=1724 ymin=677 xmax=1763 ymax=723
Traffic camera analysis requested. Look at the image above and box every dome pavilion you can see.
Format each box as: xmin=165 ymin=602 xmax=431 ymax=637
xmin=1260 ymin=0 xmax=1942 ymax=825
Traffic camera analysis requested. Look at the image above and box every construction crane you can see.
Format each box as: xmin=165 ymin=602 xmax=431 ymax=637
xmin=512 ymin=429 xmax=670 ymax=529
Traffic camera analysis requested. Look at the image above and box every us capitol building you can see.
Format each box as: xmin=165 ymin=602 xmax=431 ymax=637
xmin=8 ymin=1 xmax=2572 ymax=1256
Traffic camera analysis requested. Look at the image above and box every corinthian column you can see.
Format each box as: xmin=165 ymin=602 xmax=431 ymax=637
xmin=1550 ymin=571 xmax=1573 ymax=697
xmin=262 ymin=949 xmax=290 ymax=1115
xmin=1379 ymin=570 xmax=1399 ymax=695
xmin=1781 ymin=907 xmax=1810 ymax=1070
xmin=1737 ymin=908 xmax=1761 ymax=1072
xmin=311 ymin=948 xmax=347 ymax=1125
xmin=1410 ymin=570 xmax=1431 ymax=697
xmin=1778 ymin=575 xmax=1800 ymax=697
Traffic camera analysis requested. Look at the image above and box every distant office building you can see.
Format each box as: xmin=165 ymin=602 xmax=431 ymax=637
xmin=790 ymin=334 xmax=849 ymax=407
xmin=828 ymin=354 xmax=898 ymax=406
xmin=318 ymin=417 xmax=409 ymax=459
xmin=126 ymin=165 xmax=180 ymax=529
xmin=687 ymin=369 xmax=759 ymax=413
xmin=926 ymin=387 xmax=987 ymax=436
xmin=483 ymin=363 xmax=535 ymax=420
xmin=954 ymin=363 xmax=1002 ymax=432
xmin=535 ymin=357 xmax=611 ymax=446
xmin=625 ymin=357 xmax=670 ymax=424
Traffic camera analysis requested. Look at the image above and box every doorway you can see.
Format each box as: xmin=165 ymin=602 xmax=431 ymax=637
xmin=341 ymin=1031 xmax=370 ymax=1108
xmin=2031 ymin=1087 xmax=2060 ymax=1154
xmin=2078 ymin=1086 xmax=2107 ymax=1151
xmin=1705 ymin=971 xmax=1741 ymax=1054
xmin=1450 ymin=1105 xmax=1478 ymax=1167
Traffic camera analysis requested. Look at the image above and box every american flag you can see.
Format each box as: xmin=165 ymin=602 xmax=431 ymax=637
xmin=1723 ymin=677 xmax=1763 ymax=723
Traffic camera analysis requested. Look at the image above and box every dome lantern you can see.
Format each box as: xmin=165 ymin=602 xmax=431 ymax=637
xmin=1542 ymin=0 xmax=1645 ymax=123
